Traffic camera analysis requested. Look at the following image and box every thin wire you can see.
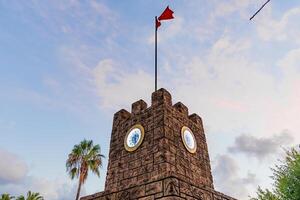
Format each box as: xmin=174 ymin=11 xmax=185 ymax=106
xmin=250 ymin=0 xmax=271 ymax=20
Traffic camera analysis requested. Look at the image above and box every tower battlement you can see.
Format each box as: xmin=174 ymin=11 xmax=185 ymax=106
xmin=82 ymin=88 xmax=236 ymax=200
xmin=114 ymin=88 xmax=203 ymax=128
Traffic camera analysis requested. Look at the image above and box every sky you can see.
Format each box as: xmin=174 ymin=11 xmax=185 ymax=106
xmin=0 ymin=0 xmax=300 ymax=199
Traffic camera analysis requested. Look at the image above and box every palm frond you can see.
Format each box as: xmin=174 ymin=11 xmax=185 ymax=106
xmin=66 ymin=139 xmax=105 ymax=198
xmin=16 ymin=196 xmax=25 ymax=200
xmin=1 ymin=194 xmax=15 ymax=200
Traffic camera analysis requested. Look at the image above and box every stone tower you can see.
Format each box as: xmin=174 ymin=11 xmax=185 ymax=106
xmin=82 ymin=88 xmax=236 ymax=200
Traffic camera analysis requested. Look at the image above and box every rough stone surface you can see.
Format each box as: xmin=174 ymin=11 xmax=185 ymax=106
xmin=81 ymin=88 xmax=236 ymax=200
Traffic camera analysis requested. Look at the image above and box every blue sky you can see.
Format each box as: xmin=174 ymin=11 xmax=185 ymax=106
xmin=1 ymin=0 xmax=300 ymax=199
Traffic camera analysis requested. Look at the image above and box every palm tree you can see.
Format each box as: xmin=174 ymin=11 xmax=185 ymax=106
xmin=66 ymin=139 xmax=105 ymax=200
xmin=0 ymin=194 xmax=15 ymax=200
xmin=16 ymin=191 xmax=43 ymax=200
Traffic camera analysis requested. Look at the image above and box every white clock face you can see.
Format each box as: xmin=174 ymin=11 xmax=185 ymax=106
xmin=124 ymin=124 xmax=144 ymax=152
xmin=181 ymin=126 xmax=197 ymax=153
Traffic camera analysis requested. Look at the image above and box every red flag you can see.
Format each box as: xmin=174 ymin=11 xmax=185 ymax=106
xmin=158 ymin=6 xmax=174 ymax=21
xmin=156 ymin=18 xmax=161 ymax=29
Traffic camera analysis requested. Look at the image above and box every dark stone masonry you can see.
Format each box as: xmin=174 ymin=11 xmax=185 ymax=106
xmin=81 ymin=88 xmax=236 ymax=200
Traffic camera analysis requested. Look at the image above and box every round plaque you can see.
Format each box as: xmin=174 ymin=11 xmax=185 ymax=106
xmin=181 ymin=126 xmax=197 ymax=153
xmin=124 ymin=124 xmax=145 ymax=152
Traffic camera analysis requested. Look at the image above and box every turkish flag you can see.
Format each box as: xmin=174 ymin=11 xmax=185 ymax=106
xmin=158 ymin=6 xmax=174 ymax=21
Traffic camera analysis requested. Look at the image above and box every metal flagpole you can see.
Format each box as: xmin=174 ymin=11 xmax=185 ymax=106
xmin=155 ymin=16 xmax=158 ymax=92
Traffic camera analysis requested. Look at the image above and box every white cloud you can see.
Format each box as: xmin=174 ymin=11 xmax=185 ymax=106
xmin=0 ymin=149 xmax=79 ymax=200
xmin=25 ymin=177 xmax=81 ymax=200
xmin=169 ymin=35 xmax=274 ymax=132
xmin=256 ymin=7 xmax=300 ymax=43
xmin=273 ymin=48 xmax=300 ymax=139
xmin=213 ymin=154 xmax=258 ymax=200
xmin=92 ymin=59 xmax=153 ymax=110
xmin=0 ymin=177 xmax=81 ymax=200
xmin=147 ymin=16 xmax=184 ymax=45
xmin=0 ymin=176 xmax=81 ymax=200
xmin=228 ymin=130 xmax=293 ymax=160
xmin=89 ymin=1 xmax=118 ymax=23
xmin=278 ymin=48 xmax=300 ymax=75
xmin=158 ymin=30 xmax=300 ymax=145
xmin=211 ymin=0 xmax=253 ymax=18
xmin=0 ymin=149 xmax=28 ymax=184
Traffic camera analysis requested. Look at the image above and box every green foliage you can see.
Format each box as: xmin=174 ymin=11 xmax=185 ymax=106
xmin=16 ymin=191 xmax=43 ymax=200
xmin=250 ymin=187 xmax=278 ymax=200
xmin=66 ymin=139 xmax=105 ymax=200
xmin=0 ymin=194 xmax=15 ymax=200
xmin=250 ymin=146 xmax=300 ymax=200
xmin=0 ymin=192 xmax=43 ymax=200
xmin=273 ymin=148 xmax=300 ymax=200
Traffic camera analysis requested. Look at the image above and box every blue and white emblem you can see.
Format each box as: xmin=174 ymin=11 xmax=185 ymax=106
xmin=127 ymin=128 xmax=141 ymax=147
xmin=124 ymin=124 xmax=145 ymax=152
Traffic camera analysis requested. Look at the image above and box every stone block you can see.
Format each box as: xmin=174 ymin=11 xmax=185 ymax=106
xmin=164 ymin=177 xmax=179 ymax=196
xmin=173 ymin=102 xmax=188 ymax=116
xmin=151 ymin=88 xmax=172 ymax=107
xmin=132 ymin=99 xmax=147 ymax=114
xmin=113 ymin=109 xmax=131 ymax=125
xmin=188 ymin=113 xmax=203 ymax=127
xmin=145 ymin=181 xmax=163 ymax=195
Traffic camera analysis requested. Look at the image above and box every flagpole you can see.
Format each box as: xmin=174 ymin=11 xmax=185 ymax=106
xmin=155 ymin=16 xmax=158 ymax=92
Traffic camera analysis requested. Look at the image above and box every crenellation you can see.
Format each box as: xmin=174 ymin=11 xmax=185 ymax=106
xmin=132 ymin=99 xmax=148 ymax=114
xmin=113 ymin=109 xmax=131 ymax=125
xmin=173 ymin=102 xmax=188 ymax=116
xmin=151 ymin=88 xmax=172 ymax=107
xmin=188 ymin=113 xmax=203 ymax=127
xmin=82 ymin=88 xmax=236 ymax=200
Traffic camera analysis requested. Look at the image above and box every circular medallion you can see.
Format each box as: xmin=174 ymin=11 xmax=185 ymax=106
xmin=181 ymin=126 xmax=197 ymax=153
xmin=124 ymin=124 xmax=145 ymax=152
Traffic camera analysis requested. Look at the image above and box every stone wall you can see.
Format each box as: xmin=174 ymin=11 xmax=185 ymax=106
xmin=81 ymin=88 xmax=236 ymax=200
xmin=82 ymin=176 xmax=235 ymax=200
